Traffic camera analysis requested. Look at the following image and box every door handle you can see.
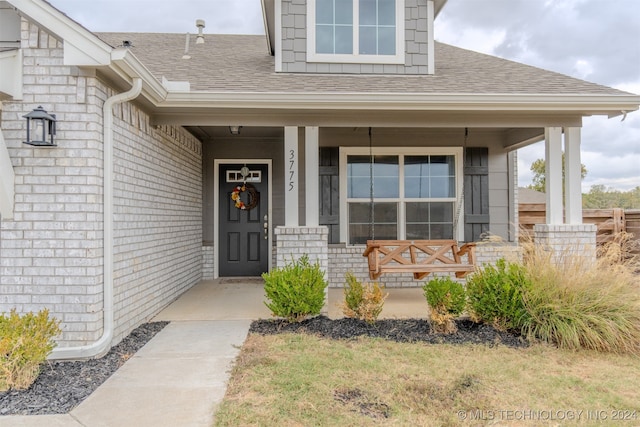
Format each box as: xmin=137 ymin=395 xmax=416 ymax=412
xmin=263 ymin=214 xmax=269 ymax=240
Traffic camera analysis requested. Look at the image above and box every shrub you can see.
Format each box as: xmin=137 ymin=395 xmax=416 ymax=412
xmin=465 ymin=258 xmax=531 ymax=332
xmin=263 ymin=255 xmax=328 ymax=323
xmin=519 ymin=235 xmax=640 ymax=354
xmin=342 ymin=273 xmax=388 ymax=324
xmin=423 ymin=277 xmax=466 ymax=334
xmin=0 ymin=308 xmax=61 ymax=391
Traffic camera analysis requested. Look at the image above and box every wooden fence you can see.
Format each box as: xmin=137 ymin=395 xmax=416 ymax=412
xmin=518 ymin=204 xmax=636 ymax=247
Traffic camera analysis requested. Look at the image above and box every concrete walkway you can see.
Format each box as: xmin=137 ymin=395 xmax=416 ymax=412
xmin=1 ymin=279 xmax=427 ymax=427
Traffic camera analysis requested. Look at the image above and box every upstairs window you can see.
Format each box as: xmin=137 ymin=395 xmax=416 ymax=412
xmin=308 ymin=0 xmax=405 ymax=64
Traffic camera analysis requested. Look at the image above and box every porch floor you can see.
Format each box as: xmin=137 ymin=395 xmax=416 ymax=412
xmin=153 ymin=278 xmax=429 ymax=321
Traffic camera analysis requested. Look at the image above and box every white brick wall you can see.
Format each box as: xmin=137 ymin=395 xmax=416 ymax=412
xmin=275 ymin=226 xmax=329 ymax=271
xmin=327 ymin=245 xmax=463 ymax=288
xmin=1 ymin=22 xmax=104 ymax=346
xmin=110 ymin=108 xmax=202 ymax=344
xmin=0 ymin=21 xmax=203 ymax=348
xmin=533 ymin=224 xmax=597 ymax=264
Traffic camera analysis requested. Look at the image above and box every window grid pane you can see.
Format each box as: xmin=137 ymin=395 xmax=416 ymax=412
xmin=358 ymin=0 xmax=396 ymax=55
xmin=316 ymin=0 xmax=353 ymax=54
xmin=349 ymin=202 xmax=397 ymax=244
xmin=405 ymin=155 xmax=456 ymax=198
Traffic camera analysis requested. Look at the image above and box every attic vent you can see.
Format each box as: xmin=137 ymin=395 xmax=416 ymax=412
xmin=121 ymin=40 xmax=134 ymax=48
xmin=196 ymin=19 xmax=205 ymax=44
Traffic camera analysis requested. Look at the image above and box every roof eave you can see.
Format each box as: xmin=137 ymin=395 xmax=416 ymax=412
xmin=159 ymin=92 xmax=640 ymax=116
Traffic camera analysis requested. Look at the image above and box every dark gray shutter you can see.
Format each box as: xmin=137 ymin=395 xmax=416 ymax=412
xmin=464 ymin=147 xmax=490 ymax=242
xmin=319 ymin=147 xmax=340 ymax=243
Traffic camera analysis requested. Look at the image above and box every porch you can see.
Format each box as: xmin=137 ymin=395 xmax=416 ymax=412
xmin=153 ymin=278 xmax=430 ymax=321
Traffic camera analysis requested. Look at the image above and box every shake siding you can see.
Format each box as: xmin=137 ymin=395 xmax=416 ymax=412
xmin=280 ymin=0 xmax=430 ymax=74
xmin=0 ymin=21 xmax=203 ymax=348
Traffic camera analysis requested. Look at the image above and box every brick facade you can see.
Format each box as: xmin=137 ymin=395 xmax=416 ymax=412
xmin=0 ymin=21 xmax=202 ymax=347
xmin=533 ymin=224 xmax=598 ymax=264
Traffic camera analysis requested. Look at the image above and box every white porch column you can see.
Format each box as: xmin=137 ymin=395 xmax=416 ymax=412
xmin=284 ymin=126 xmax=299 ymax=226
xmin=545 ymin=127 xmax=563 ymax=224
xmin=305 ymin=126 xmax=319 ymax=227
xmin=564 ymin=127 xmax=583 ymax=225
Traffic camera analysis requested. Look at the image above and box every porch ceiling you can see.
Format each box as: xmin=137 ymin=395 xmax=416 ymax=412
xmin=157 ymin=108 xmax=581 ymax=128
xmin=184 ymin=125 xmax=543 ymax=151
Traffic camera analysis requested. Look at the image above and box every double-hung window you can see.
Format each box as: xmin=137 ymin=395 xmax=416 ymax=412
xmin=340 ymin=147 xmax=463 ymax=245
xmin=307 ymin=0 xmax=405 ymax=64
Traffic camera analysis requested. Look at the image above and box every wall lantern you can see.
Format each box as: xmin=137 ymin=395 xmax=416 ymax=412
xmin=229 ymin=125 xmax=242 ymax=135
xmin=23 ymin=106 xmax=56 ymax=146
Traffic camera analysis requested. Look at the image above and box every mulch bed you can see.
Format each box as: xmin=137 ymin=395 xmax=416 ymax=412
xmin=250 ymin=316 xmax=528 ymax=348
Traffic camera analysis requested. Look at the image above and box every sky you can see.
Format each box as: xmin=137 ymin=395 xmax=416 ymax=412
xmin=47 ymin=0 xmax=640 ymax=192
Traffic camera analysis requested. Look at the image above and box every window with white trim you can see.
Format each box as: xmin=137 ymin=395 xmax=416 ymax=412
xmin=307 ymin=0 xmax=405 ymax=64
xmin=340 ymin=147 xmax=463 ymax=245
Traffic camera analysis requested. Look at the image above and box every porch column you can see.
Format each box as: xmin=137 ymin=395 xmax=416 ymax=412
xmin=284 ymin=126 xmax=299 ymax=226
xmin=535 ymin=127 xmax=596 ymax=264
xmin=564 ymin=127 xmax=583 ymax=224
xmin=305 ymin=126 xmax=319 ymax=227
xmin=544 ymin=127 xmax=563 ymax=224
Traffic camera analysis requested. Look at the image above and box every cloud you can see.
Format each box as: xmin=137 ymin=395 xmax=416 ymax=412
xmin=436 ymin=0 xmax=640 ymax=88
xmin=437 ymin=0 xmax=640 ymax=192
xmin=50 ymin=0 xmax=265 ymax=34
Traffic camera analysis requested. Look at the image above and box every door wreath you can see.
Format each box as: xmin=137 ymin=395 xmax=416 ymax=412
xmin=231 ymin=183 xmax=259 ymax=210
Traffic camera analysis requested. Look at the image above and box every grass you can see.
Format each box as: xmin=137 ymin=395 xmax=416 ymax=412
xmin=518 ymin=232 xmax=640 ymax=354
xmin=214 ymin=334 xmax=640 ymax=426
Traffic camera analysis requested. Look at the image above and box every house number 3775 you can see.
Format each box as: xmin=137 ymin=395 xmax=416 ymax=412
xmin=288 ymin=149 xmax=295 ymax=192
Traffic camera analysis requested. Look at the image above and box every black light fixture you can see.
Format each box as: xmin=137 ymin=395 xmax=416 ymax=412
xmin=23 ymin=106 xmax=56 ymax=146
xmin=229 ymin=125 xmax=242 ymax=135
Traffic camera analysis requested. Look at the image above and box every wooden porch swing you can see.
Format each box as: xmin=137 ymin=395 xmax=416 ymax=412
xmin=362 ymin=128 xmax=477 ymax=280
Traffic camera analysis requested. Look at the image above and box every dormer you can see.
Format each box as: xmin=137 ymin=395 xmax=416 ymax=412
xmin=262 ymin=0 xmax=447 ymax=74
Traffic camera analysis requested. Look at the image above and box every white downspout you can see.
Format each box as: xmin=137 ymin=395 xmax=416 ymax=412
xmin=50 ymin=78 xmax=143 ymax=360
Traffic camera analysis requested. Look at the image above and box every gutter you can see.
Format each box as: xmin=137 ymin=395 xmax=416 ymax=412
xmin=161 ymin=92 xmax=640 ymax=115
xmin=50 ymin=77 xmax=143 ymax=360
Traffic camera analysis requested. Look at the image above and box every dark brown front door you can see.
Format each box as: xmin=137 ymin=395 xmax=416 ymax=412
xmin=219 ymin=163 xmax=269 ymax=276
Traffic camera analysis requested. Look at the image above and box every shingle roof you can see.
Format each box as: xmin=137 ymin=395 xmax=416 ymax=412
xmin=94 ymin=32 xmax=628 ymax=96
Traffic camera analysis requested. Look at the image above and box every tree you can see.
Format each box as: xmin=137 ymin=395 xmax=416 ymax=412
xmin=583 ymin=185 xmax=640 ymax=209
xmin=527 ymin=154 xmax=587 ymax=193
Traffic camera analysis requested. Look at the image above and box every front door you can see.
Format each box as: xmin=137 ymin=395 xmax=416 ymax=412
xmin=219 ymin=163 xmax=269 ymax=276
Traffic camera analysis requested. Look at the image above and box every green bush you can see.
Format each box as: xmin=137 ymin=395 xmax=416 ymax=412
xmin=342 ymin=273 xmax=388 ymax=324
xmin=423 ymin=277 xmax=466 ymax=333
xmin=0 ymin=308 xmax=61 ymax=391
xmin=263 ymin=255 xmax=328 ymax=323
xmin=465 ymin=258 xmax=531 ymax=332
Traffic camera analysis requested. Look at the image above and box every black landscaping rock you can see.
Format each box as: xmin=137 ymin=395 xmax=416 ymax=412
xmin=0 ymin=321 xmax=168 ymax=416
xmin=250 ymin=316 xmax=528 ymax=348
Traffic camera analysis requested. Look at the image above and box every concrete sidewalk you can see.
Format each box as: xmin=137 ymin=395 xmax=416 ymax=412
xmin=0 ymin=320 xmax=250 ymax=427
xmin=0 ymin=279 xmax=427 ymax=427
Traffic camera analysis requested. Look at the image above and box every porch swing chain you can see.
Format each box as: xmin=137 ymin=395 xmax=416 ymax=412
xmin=369 ymin=127 xmax=375 ymax=241
xmin=452 ymin=127 xmax=468 ymax=242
